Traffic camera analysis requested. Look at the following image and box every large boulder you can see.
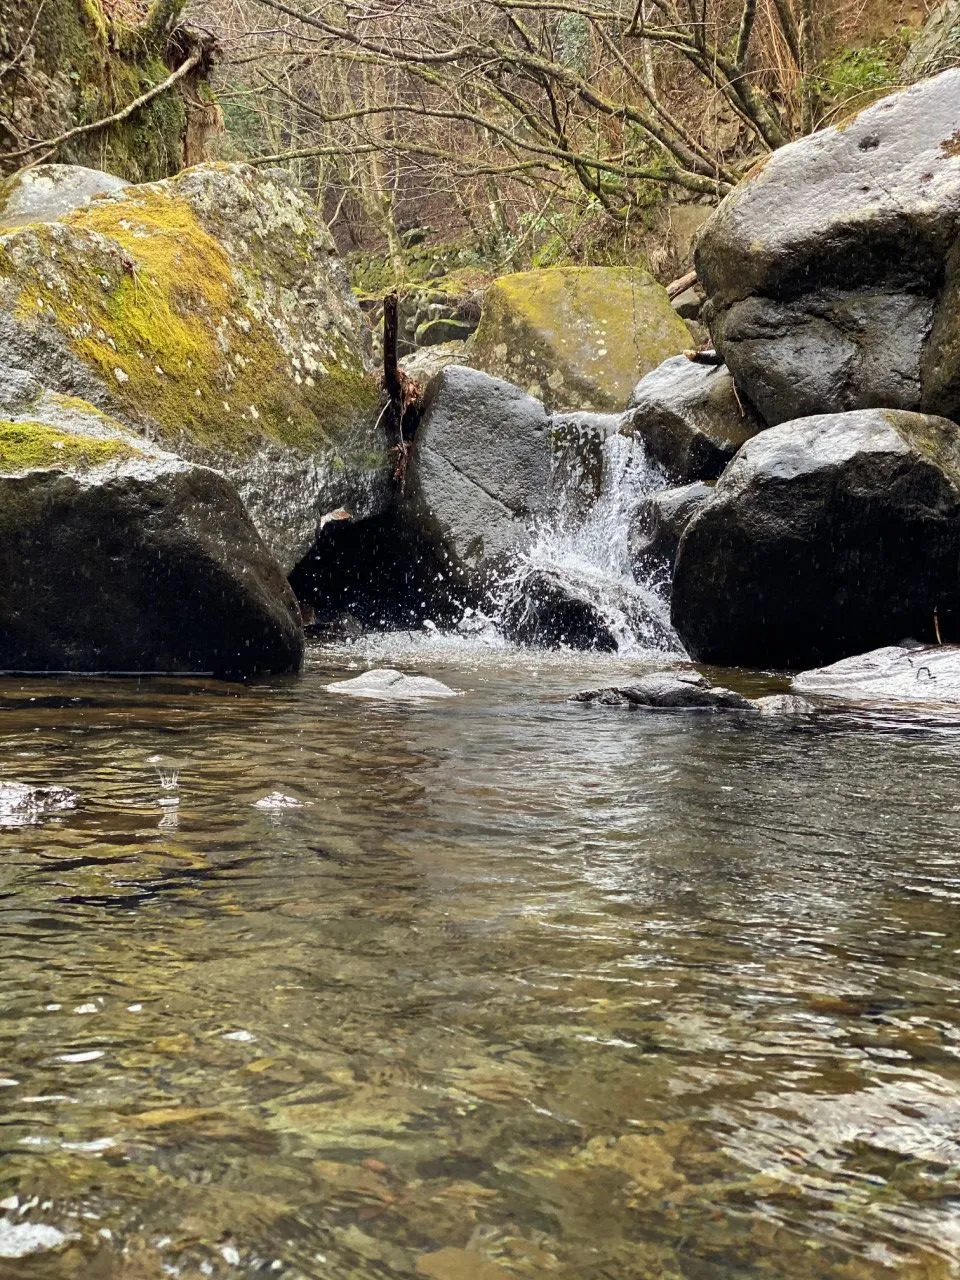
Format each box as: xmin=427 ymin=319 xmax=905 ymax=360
xmin=404 ymin=366 xmax=552 ymax=574
xmin=498 ymin=569 xmax=617 ymax=652
xmin=469 ymin=267 xmax=691 ymax=411
xmin=0 ymin=162 xmax=385 ymax=571
xmin=624 ymin=355 xmax=761 ymax=482
xmin=696 ymin=72 xmax=960 ymax=426
xmin=0 ymin=394 xmax=303 ymax=677
xmin=672 ymin=410 xmax=960 ymax=670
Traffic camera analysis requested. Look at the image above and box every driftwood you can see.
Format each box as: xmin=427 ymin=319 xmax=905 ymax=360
xmin=667 ymin=269 xmax=698 ymax=300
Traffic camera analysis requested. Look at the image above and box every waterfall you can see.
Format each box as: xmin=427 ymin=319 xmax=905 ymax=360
xmin=473 ymin=423 xmax=684 ymax=656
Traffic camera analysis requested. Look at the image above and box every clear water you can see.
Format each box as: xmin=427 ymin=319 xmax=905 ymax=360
xmin=2 ymin=643 xmax=960 ymax=1279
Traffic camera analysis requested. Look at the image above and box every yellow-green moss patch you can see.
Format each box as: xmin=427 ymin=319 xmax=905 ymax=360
xmin=0 ymin=421 xmax=134 ymax=472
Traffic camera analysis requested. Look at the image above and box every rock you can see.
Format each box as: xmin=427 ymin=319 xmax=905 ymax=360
xmin=696 ymin=71 xmax=960 ymax=426
xmin=399 ymin=341 xmax=469 ymax=387
xmin=902 ymin=2 xmax=960 ymax=80
xmin=794 ymin=645 xmax=960 ymax=704
xmin=550 ymin=410 xmax=626 ymax=517
xmin=498 ymin=568 xmax=618 ymax=652
xmin=0 ymin=782 xmax=77 ymax=828
xmin=325 ymin=669 xmax=459 ymax=700
xmin=404 ymin=366 xmax=552 ymax=574
xmin=624 ymin=355 xmax=761 ymax=482
xmin=0 ymin=363 xmax=41 ymax=413
xmin=672 ymin=409 xmax=960 ymax=670
xmin=671 ymin=287 xmax=703 ymax=321
xmin=572 ymin=669 xmax=755 ymax=710
xmin=0 ymin=162 xmax=386 ymax=571
xmin=469 ymin=267 xmax=690 ymax=411
xmin=0 ymin=164 xmax=129 ymax=229
xmin=753 ymin=694 xmax=818 ymax=716
xmin=629 ymin=481 xmax=713 ymax=574
xmin=0 ymin=394 xmax=303 ymax=678
xmin=415 ymin=317 xmax=476 ymax=347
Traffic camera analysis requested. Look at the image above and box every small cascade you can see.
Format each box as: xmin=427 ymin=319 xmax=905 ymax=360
xmin=481 ymin=426 xmax=685 ymax=656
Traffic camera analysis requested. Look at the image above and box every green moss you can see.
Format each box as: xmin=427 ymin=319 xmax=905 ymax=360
xmin=1 ymin=187 xmax=377 ymax=456
xmin=0 ymin=420 xmax=133 ymax=472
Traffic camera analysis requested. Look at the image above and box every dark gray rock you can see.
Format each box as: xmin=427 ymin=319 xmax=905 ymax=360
xmin=550 ymin=410 xmax=625 ymax=517
xmin=696 ymin=71 xmax=960 ymax=426
xmin=672 ymin=409 xmax=960 ymax=670
xmin=0 ymin=364 xmax=41 ymax=413
xmin=794 ymin=645 xmax=960 ymax=704
xmin=0 ymin=404 xmax=303 ymax=678
xmin=415 ymin=317 xmax=476 ymax=347
xmin=624 ymin=355 xmax=760 ymax=482
xmin=499 ymin=569 xmax=618 ymax=652
xmin=404 ymin=366 xmax=552 ymax=573
xmin=629 ymin=481 xmax=713 ymax=574
xmin=572 ymin=669 xmax=755 ymax=710
xmin=671 ymin=287 xmax=703 ymax=321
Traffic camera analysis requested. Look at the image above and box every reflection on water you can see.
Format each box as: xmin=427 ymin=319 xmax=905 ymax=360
xmin=2 ymin=642 xmax=960 ymax=1278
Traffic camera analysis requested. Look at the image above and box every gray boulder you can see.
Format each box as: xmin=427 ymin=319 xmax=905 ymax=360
xmin=696 ymin=72 xmax=960 ymax=426
xmin=404 ymin=366 xmax=552 ymax=573
xmin=0 ymin=164 xmax=129 ymax=229
xmin=794 ymin=645 xmax=960 ymax=704
xmin=629 ymin=481 xmax=713 ymax=574
xmin=325 ymin=669 xmax=459 ymax=700
xmin=902 ymin=2 xmax=960 ymax=80
xmin=672 ymin=409 xmax=960 ymax=670
xmin=0 ymin=396 xmax=303 ymax=678
xmin=624 ymin=355 xmax=760 ymax=482
xmin=572 ymin=669 xmax=755 ymax=710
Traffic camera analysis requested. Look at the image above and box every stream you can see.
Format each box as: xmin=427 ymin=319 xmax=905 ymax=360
xmin=2 ymin=639 xmax=960 ymax=1278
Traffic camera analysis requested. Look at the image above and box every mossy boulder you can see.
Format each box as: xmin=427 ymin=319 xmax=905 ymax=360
xmin=0 ymin=162 xmax=386 ymax=570
xmin=0 ymin=392 xmax=303 ymax=678
xmin=469 ymin=267 xmax=691 ymax=412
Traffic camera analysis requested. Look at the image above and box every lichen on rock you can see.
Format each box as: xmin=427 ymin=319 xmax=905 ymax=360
xmin=469 ymin=266 xmax=691 ymax=412
xmin=0 ymin=162 xmax=388 ymax=569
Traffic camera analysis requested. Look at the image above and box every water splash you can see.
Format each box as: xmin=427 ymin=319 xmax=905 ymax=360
xmin=485 ymin=427 xmax=683 ymax=656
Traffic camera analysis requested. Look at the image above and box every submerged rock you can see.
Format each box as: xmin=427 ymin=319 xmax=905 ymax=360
xmin=629 ymin=481 xmax=713 ymax=574
xmin=469 ymin=267 xmax=690 ymax=411
xmin=625 ymin=356 xmax=760 ymax=482
xmin=794 ymin=645 xmax=960 ymax=704
xmin=404 ymin=366 xmax=552 ymax=575
xmin=0 ymin=396 xmax=303 ymax=678
xmin=753 ymin=694 xmax=818 ymax=716
xmin=0 ymin=162 xmax=385 ymax=571
xmin=696 ymin=71 xmax=960 ymax=425
xmin=672 ymin=410 xmax=960 ymax=670
xmin=325 ymin=669 xmax=459 ymax=700
xmin=0 ymin=782 xmax=77 ymax=827
xmin=572 ymin=670 xmax=755 ymax=711
xmin=499 ymin=569 xmax=618 ymax=652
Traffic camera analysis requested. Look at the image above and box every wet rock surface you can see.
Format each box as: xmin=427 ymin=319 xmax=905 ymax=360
xmin=325 ymin=669 xmax=459 ymax=700
xmin=794 ymin=645 xmax=960 ymax=704
xmin=0 ymin=397 xmax=303 ymax=678
xmin=625 ymin=355 xmax=760 ymax=482
xmin=0 ymin=781 xmax=77 ymax=828
xmin=498 ymin=569 xmax=618 ymax=652
xmin=469 ymin=267 xmax=690 ymax=411
xmin=696 ymin=71 xmax=960 ymax=426
xmin=404 ymin=366 xmax=552 ymax=574
xmin=672 ymin=409 xmax=960 ymax=670
xmin=572 ymin=670 xmax=756 ymax=711
xmin=629 ymin=481 xmax=713 ymax=574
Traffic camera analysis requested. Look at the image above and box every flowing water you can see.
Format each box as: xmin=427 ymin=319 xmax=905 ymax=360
xmin=3 ymin=642 xmax=960 ymax=1280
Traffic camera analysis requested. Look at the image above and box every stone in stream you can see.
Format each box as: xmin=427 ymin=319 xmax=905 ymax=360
xmin=326 ymin=669 xmax=459 ymax=700
xmin=404 ymin=366 xmax=552 ymax=576
xmin=469 ymin=266 xmax=690 ymax=411
xmin=498 ymin=568 xmax=618 ymax=653
xmin=696 ymin=71 xmax=960 ymax=426
xmin=0 ymin=162 xmax=386 ymax=572
xmin=0 ymin=782 xmax=77 ymax=828
xmin=629 ymin=481 xmax=714 ymax=575
xmin=624 ymin=355 xmax=761 ymax=483
xmin=0 ymin=394 xmax=303 ymax=678
xmin=671 ymin=410 xmax=960 ymax=671
xmin=753 ymin=694 xmax=818 ymax=716
xmin=794 ymin=645 xmax=960 ymax=704
xmin=572 ymin=670 xmax=756 ymax=711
